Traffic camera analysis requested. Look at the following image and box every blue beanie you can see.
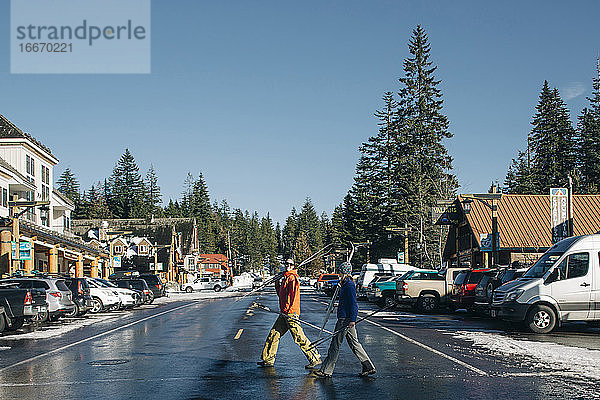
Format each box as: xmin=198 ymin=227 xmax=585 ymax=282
xmin=340 ymin=262 xmax=352 ymax=275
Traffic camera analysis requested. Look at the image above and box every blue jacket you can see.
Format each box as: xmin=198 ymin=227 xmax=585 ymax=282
xmin=337 ymin=277 xmax=358 ymax=322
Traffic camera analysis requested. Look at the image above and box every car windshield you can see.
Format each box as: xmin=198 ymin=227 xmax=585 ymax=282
xmin=321 ymin=275 xmax=338 ymax=281
xmin=454 ymin=272 xmax=468 ymax=285
xmin=467 ymin=271 xmax=485 ymax=284
xmin=98 ymin=279 xmax=117 ymax=288
xmin=523 ymin=252 xmax=564 ymax=278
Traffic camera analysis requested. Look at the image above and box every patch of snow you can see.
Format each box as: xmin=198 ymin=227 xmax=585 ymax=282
xmin=0 ymin=313 xmax=126 ymax=341
xmin=0 ymin=346 xmax=10 ymax=351
xmin=452 ymin=330 xmax=600 ymax=380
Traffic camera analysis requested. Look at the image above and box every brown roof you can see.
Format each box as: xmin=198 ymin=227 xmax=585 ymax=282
xmin=460 ymin=194 xmax=600 ymax=251
xmin=0 ymin=113 xmax=54 ymax=157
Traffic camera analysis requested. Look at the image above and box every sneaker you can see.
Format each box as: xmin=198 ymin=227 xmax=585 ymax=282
xmin=305 ymin=359 xmax=322 ymax=370
xmin=311 ymin=370 xmax=331 ymax=378
xmin=257 ymin=361 xmax=274 ymax=367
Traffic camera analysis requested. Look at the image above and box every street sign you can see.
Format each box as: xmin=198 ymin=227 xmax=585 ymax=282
xmin=8 ymin=200 xmax=50 ymax=208
xmin=11 ymin=242 xmax=17 ymax=259
xmin=432 ymin=200 xmax=458 ymax=225
xmin=112 ymin=256 xmax=122 ymax=269
xmin=11 ymin=241 xmax=31 ymax=260
xmin=550 ymin=188 xmax=568 ymax=243
xmin=385 ymin=226 xmax=409 ymax=233
xmin=479 ymin=233 xmax=499 ymax=252
xmin=19 ymin=242 xmax=31 ymax=260
xmin=397 ymin=251 xmax=405 ymax=264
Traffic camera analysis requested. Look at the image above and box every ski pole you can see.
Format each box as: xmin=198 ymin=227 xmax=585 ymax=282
xmin=234 ymin=243 xmax=336 ymax=302
xmin=252 ymin=303 xmax=333 ymax=334
xmin=307 ymin=304 xmax=395 ymax=350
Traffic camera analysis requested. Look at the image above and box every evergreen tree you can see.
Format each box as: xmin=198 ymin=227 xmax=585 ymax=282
xmin=107 ymin=149 xmax=146 ymax=218
xmin=145 ymin=164 xmax=163 ymax=217
xmin=578 ymin=60 xmax=600 ymax=193
xmin=527 ymin=82 xmax=577 ymax=192
xmin=293 ymin=232 xmax=313 ymax=276
xmin=56 ymin=168 xmax=80 ymax=202
xmin=394 ymin=25 xmax=457 ymax=268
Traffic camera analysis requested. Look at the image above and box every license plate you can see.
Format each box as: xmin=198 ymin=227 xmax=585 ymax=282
xmin=490 ymin=309 xmax=497 ymax=317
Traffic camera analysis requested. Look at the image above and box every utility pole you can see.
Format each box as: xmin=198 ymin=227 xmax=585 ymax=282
xmin=568 ymin=175 xmax=574 ymax=237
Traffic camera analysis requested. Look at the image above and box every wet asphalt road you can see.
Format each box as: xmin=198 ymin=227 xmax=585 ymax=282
xmin=0 ymin=290 xmax=599 ymax=400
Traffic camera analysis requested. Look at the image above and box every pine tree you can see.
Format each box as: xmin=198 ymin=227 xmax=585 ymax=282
xmin=578 ymin=60 xmax=600 ymax=193
xmin=528 ymin=81 xmax=577 ymax=193
xmin=56 ymin=168 xmax=80 ymax=202
xmin=145 ymin=164 xmax=163 ymax=217
xmin=107 ymin=149 xmax=146 ymax=218
xmin=393 ymin=25 xmax=457 ymax=268
xmin=293 ymin=232 xmax=313 ymax=276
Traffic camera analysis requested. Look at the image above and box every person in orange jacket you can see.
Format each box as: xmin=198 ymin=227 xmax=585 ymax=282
xmin=257 ymin=259 xmax=321 ymax=368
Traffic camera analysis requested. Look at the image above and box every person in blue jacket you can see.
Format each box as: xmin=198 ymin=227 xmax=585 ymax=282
xmin=312 ymin=262 xmax=376 ymax=378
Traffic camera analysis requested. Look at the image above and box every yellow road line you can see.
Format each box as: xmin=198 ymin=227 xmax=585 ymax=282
xmin=234 ymin=328 xmax=244 ymax=340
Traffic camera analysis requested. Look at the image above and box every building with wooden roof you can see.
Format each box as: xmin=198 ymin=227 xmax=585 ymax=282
xmin=443 ymin=194 xmax=600 ymax=268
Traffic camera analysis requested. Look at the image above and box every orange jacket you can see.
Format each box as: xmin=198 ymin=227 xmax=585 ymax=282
xmin=275 ymin=270 xmax=300 ymax=315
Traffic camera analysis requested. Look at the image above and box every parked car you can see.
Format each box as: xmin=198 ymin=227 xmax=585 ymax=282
xmin=252 ymin=277 xmax=264 ymax=289
xmin=85 ymin=278 xmax=121 ymax=313
xmin=473 ymin=268 xmax=528 ymax=314
xmin=0 ymin=282 xmax=47 ymax=332
xmin=63 ymin=277 xmax=93 ymax=317
xmin=91 ymin=278 xmax=140 ymax=309
xmin=492 ymin=235 xmax=600 ymax=333
xmin=395 ymin=269 xmax=467 ymax=312
xmin=449 ymin=269 xmax=491 ymax=311
xmin=357 ymin=263 xmax=417 ymax=299
xmin=181 ymin=276 xmax=229 ymax=293
xmin=322 ymin=278 xmax=340 ymax=297
xmin=0 ymin=277 xmax=75 ymax=322
xmin=138 ymin=274 xmax=166 ymax=299
xmin=113 ymin=279 xmax=153 ymax=304
xmin=315 ymin=274 xmax=340 ymax=291
xmin=366 ymin=274 xmax=409 ymax=308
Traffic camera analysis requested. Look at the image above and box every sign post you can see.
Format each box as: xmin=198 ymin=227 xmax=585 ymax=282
xmin=550 ymin=188 xmax=569 ymax=243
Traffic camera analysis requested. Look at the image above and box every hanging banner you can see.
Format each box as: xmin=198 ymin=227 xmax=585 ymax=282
xmin=550 ymin=188 xmax=568 ymax=243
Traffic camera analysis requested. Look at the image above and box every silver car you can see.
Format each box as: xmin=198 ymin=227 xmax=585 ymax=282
xmin=0 ymin=277 xmax=75 ymax=322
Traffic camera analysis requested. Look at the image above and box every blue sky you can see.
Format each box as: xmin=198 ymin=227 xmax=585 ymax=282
xmin=1 ymin=1 xmax=599 ymax=224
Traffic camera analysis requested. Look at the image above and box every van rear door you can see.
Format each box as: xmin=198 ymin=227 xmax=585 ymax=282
xmin=551 ymin=252 xmax=592 ymax=321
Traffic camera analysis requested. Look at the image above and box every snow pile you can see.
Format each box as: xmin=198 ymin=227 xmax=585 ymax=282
xmin=0 ymin=346 xmax=10 ymax=351
xmin=159 ymin=291 xmax=241 ymax=302
xmin=452 ymin=330 xmax=600 ymax=380
xmin=233 ymin=273 xmax=253 ymax=289
xmin=0 ymin=313 xmax=125 ymax=341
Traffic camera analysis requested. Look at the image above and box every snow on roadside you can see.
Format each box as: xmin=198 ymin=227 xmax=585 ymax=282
xmin=0 ymin=290 xmax=244 ymax=341
xmin=451 ymin=330 xmax=600 ymax=380
xmin=0 ymin=313 xmax=126 ymax=341
xmin=0 ymin=346 xmax=10 ymax=351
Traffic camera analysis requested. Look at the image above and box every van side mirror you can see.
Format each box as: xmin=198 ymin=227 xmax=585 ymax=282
xmin=545 ymin=269 xmax=559 ymax=284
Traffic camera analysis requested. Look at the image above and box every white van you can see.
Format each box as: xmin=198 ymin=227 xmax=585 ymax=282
xmin=357 ymin=261 xmax=416 ymax=298
xmin=492 ymin=234 xmax=600 ymax=333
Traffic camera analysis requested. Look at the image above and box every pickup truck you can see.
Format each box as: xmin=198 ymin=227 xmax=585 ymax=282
xmin=395 ymin=268 xmax=467 ymax=312
xmin=0 ymin=284 xmax=47 ymax=332
xmin=366 ymin=276 xmax=401 ymax=308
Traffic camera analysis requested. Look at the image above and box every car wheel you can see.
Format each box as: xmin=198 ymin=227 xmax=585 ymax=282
xmin=48 ymin=314 xmax=60 ymax=322
xmin=526 ymin=304 xmax=556 ymax=334
xmin=0 ymin=314 xmax=6 ymax=333
xmin=213 ymin=285 xmax=222 ymax=292
xmin=384 ymin=295 xmax=396 ymax=309
xmin=7 ymin=316 xmax=24 ymax=331
xmin=32 ymin=309 xmax=49 ymax=323
xmin=90 ymin=298 xmax=104 ymax=313
xmin=417 ymin=294 xmax=439 ymax=313
xmin=65 ymin=303 xmax=79 ymax=318
xmin=147 ymin=292 xmax=155 ymax=304
xmin=185 ymin=286 xmax=193 ymax=293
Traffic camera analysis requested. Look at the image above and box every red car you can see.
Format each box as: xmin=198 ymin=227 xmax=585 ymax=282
xmin=449 ymin=269 xmax=491 ymax=311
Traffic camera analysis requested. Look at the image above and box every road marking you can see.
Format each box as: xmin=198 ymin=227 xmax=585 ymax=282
xmin=0 ymin=302 xmax=199 ymax=373
xmin=362 ymin=319 xmax=488 ymax=376
xmin=234 ymin=328 xmax=244 ymax=340
xmin=314 ymin=299 xmax=487 ymax=376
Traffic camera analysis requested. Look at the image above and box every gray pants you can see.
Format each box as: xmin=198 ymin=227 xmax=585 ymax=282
xmin=320 ymin=318 xmax=373 ymax=375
